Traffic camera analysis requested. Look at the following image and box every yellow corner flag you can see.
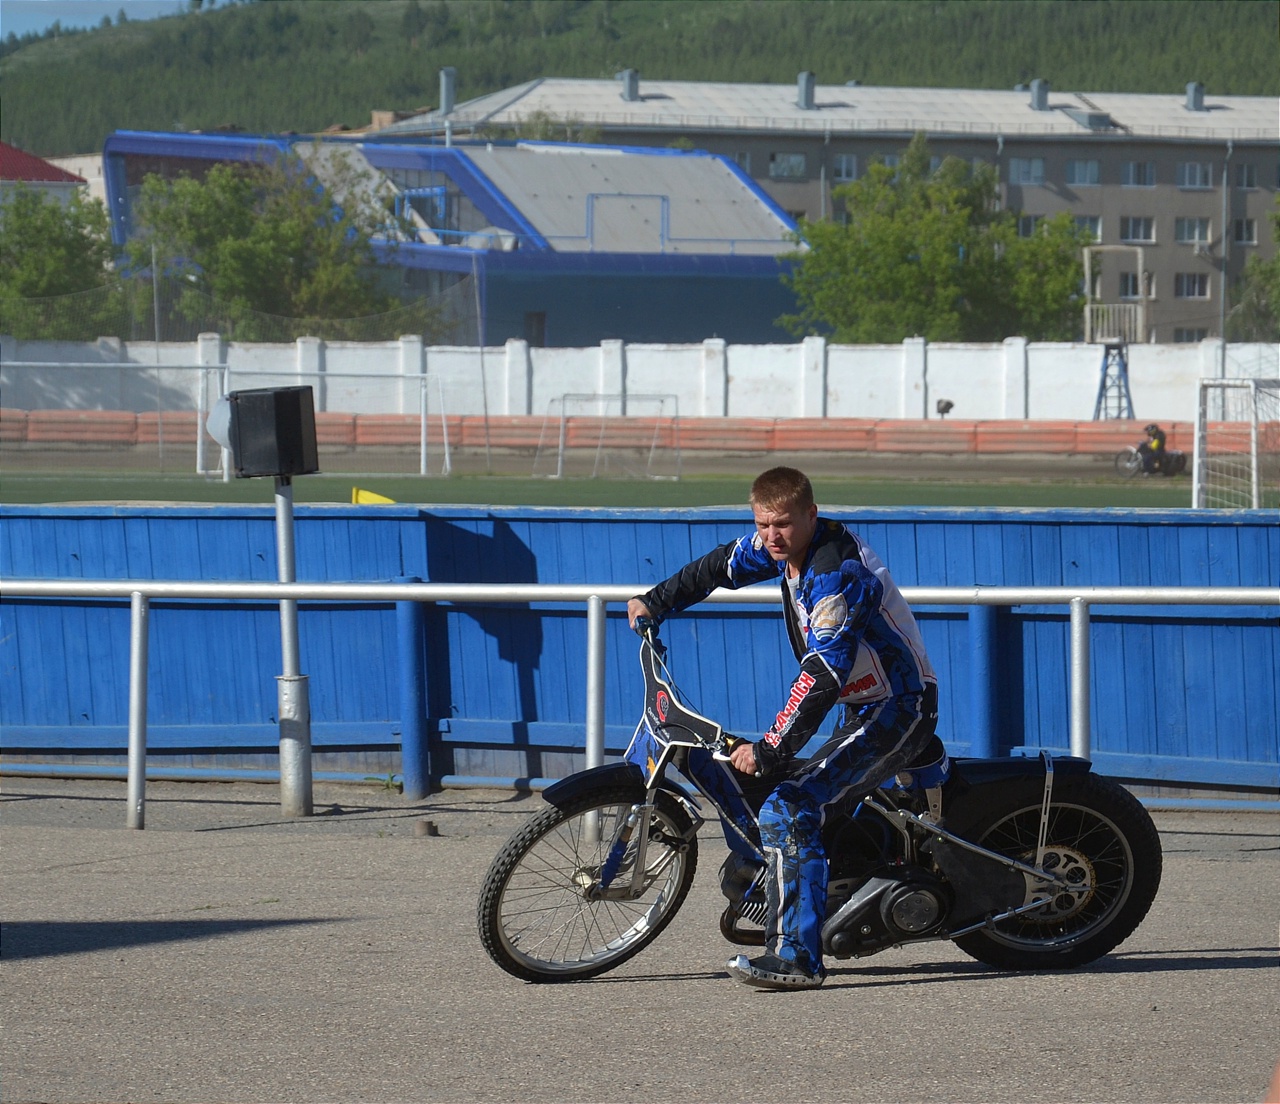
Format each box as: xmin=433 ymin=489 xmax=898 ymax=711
xmin=352 ymin=488 xmax=397 ymax=504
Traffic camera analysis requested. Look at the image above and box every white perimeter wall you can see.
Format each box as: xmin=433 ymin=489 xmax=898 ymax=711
xmin=2 ymin=333 xmax=1275 ymax=422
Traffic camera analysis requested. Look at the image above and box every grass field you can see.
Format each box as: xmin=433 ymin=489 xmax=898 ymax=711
xmin=0 ymin=468 xmax=1196 ymax=509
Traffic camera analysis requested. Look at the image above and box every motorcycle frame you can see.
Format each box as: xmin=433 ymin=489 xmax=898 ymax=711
xmin=597 ymin=631 xmax=1075 ymax=924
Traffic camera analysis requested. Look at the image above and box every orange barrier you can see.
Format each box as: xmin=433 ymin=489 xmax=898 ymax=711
xmin=770 ymin=419 xmax=877 ymax=452
xmin=0 ymin=410 xmax=1212 ymax=457
xmin=25 ymin=410 xmax=138 ymax=445
xmin=677 ymin=417 xmax=775 ymax=451
xmin=873 ymin=420 xmax=980 ymax=453
xmin=314 ymin=412 xmax=357 ymax=448
xmin=0 ymin=408 xmax=29 ymax=443
xmin=353 ymin=414 xmax=420 ymax=447
xmin=135 ymin=411 xmax=202 ymax=445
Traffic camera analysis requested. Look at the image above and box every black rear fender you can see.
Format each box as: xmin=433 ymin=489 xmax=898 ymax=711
xmin=943 ymin=754 xmax=1093 ymax=812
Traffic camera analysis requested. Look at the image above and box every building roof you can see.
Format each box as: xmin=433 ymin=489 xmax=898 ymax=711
xmin=0 ymin=141 xmax=85 ymax=183
xmin=374 ymin=76 xmax=1280 ymax=145
xmin=454 ymin=142 xmax=794 ymax=255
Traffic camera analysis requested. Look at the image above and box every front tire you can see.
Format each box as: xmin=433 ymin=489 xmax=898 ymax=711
xmin=477 ymin=786 xmax=698 ymax=982
xmin=1114 ymin=447 xmax=1144 ymax=478
xmin=948 ymin=774 xmax=1161 ymax=970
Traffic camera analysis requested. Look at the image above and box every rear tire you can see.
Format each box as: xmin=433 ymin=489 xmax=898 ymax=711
xmin=947 ymin=774 xmax=1161 ymax=969
xmin=477 ymin=786 xmax=698 ymax=982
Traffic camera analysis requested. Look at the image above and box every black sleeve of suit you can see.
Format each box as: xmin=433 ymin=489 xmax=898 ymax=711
xmin=634 ymin=541 xmax=737 ymax=621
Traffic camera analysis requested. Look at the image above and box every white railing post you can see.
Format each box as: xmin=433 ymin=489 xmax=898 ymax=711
xmin=585 ymin=595 xmax=606 ymax=771
xmin=127 ymin=591 xmax=150 ymax=829
xmin=1069 ymin=596 xmax=1091 ymax=760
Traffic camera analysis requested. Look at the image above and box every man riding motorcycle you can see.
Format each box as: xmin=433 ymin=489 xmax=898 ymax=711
xmin=626 ymin=466 xmax=939 ymax=990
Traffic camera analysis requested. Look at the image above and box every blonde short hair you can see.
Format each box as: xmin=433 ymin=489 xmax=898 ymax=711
xmin=749 ymin=467 xmax=814 ymax=513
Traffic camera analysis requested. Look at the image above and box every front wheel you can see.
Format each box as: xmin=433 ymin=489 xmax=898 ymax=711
xmin=1114 ymin=447 xmax=1144 ymax=478
xmin=948 ymin=774 xmax=1162 ymax=970
xmin=477 ymin=786 xmax=698 ymax=982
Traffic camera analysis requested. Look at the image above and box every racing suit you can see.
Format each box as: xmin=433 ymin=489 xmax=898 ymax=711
xmin=636 ymin=517 xmax=939 ymax=975
xmin=1138 ymin=428 xmax=1167 ymax=473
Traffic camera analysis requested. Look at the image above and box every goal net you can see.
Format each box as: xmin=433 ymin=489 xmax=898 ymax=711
xmin=532 ymin=393 xmax=681 ymax=480
xmin=1192 ymin=378 xmax=1280 ymax=509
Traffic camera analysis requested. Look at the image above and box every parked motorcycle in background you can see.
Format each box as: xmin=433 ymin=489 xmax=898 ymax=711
xmin=477 ymin=625 xmax=1163 ymax=983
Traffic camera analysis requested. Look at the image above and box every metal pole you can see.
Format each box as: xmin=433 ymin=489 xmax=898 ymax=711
xmin=275 ymin=476 xmax=313 ymax=817
xmin=967 ymin=605 xmax=998 ymax=757
xmin=127 ymin=591 xmax=150 ymax=829
xmin=397 ymin=576 xmax=429 ymax=800
xmin=1069 ymin=597 xmax=1091 ymax=760
xmin=585 ymin=596 xmax=606 ymax=771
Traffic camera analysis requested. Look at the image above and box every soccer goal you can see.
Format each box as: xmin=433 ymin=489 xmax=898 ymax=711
xmin=1192 ymin=378 xmax=1280 ymax=509
xmin=531 ymin=393 xmax=681 ymax=480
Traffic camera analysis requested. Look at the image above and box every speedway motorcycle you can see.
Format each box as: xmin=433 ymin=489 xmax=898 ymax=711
xmin=478 ymin=623 xmax=1162 ymax=982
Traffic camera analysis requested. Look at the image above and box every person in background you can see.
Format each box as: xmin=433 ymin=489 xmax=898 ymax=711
xmin=1138 ymin=423 xmax=1167 ymax=474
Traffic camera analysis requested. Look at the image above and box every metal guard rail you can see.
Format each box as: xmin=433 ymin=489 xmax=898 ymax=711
xmin=3 ymin=579 xmax=1277 ymax=828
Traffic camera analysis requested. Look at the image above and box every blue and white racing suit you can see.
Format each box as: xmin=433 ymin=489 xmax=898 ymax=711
xmin=636 ymin=518 xmax=939 ymax=974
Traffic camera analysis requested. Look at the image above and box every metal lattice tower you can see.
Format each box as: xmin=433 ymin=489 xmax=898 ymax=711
xmin=1093 ymin=342 xmax=1135 ymax=421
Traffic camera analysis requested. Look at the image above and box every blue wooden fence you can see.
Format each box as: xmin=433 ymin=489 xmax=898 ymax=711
xmin=1 ymin=504 xmax=1277 ymax=790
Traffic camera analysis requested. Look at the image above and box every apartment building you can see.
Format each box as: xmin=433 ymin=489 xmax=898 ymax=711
xmin=376 ymin=71 xmax=1279 ymax=342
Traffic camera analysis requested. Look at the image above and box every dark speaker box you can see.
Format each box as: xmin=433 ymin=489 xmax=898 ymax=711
xmin=227 ymin=386 xmax=320 ymax=478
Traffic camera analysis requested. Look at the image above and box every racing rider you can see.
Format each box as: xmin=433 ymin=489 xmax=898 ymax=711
xmin=627 ymin=467 xmax=939 ymax=990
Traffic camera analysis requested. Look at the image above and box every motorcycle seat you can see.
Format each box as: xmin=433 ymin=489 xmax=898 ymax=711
xmin=888 ymin=733 xmax=951 ymax=791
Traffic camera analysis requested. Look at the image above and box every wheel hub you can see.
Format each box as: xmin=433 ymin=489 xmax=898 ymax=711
xmin=1021 ymin=847 xmax=1096 ymax=922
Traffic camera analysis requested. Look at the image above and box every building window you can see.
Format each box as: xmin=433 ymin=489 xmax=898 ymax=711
xmin=929 ymin=156 xmax=944 ymax=176
xmin=732 ymin=151 xmax=750 ymax=173
xmin=1234 ymin=218 xmax=1258 ymax=245
xmin=833 ymin=153 xmax=857 ymax=181
xmin=1119 ymin=272 xmax=1141 ymax=299
xmin=1176 ymin=161 xmax=1213 ymax=189
xmin=1066 ymin=159 xmax=1099 ymax=186
xmin=1174 ymin=217 xmax=1211 ymax=244
xmin=1235 ymin=163 xmax=1257 ymax=189
xmin=1074 ymin=215 xmax=1102 ymax=241
xmin=1173 ymin=328 xmax=1209 ymax=343
xmin=1119 ymin=216 xmax=1155 ymax=243
xmin=1008 ymin=157 xmax=1045 ymax=185
xmin=1122 ymin=161 xmax=1155 ymax=187
xmin=1174 ymin=273 xmax=1210 ymax=299
xmin=1017 ymin=214 xmax=1042 ymax=237
xmin=769 ymin=152 xmax=807 ymax=179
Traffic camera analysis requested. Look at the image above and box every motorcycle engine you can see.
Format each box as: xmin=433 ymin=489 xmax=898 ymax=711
xmin=822 ymin=870 xmax=952 ymax=958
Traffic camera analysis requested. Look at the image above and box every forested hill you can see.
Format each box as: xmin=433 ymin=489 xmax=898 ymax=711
xmin=3 ymin=0 xmax=1277 ymax=157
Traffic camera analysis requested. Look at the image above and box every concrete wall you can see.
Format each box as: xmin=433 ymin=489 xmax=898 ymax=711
xmin=2 ymin=333 xmax=1275 ymax=424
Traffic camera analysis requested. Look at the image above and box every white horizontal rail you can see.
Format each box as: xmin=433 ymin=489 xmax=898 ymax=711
xmin=3 ymin=580 xmax=1277 ymax=604
xmin=2 ymin=580 xmax=1275 ymax=828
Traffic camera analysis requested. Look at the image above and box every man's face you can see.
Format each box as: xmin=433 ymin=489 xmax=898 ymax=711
xmin=752 ymin=500 xmax=818 ymax=569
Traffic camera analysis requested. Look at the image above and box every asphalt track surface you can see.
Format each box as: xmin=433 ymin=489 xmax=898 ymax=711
xmin=2 ymin=776 xmax=1277 ymax=1104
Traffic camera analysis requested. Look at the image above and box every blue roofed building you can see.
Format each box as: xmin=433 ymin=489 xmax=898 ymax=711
xmin=102 ymin=130 xmax=803 ymax=346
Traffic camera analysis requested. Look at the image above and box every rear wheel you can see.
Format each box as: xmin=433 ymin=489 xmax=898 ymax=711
xmin=477 ymin=786 xmax=698 ymax=982
xmin=948 ymin=774 xmax=1162 ymax=969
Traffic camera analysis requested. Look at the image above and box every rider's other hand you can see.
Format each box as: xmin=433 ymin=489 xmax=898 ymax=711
xmin=627 ymin=598 xmax=653 ymax=630
xmin=729 ymin=741 xmax=759 ymax=775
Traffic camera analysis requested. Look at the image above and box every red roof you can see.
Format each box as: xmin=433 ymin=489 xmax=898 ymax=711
xmin=0 ymin=141 xmax=85 ymax=184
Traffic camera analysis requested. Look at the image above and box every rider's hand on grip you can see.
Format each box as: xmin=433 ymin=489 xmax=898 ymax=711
xmin=720 ymin=735 xmax=762 ymax=778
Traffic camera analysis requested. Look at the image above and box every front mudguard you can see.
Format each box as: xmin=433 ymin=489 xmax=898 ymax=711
xmin=541 ymin=762 xmax=648 ymax=808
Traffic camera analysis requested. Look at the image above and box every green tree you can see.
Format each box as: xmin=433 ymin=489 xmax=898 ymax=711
xmin=124 ymin=152 xmax=396 ymax=340
xmin=0 ymin=183 xmax=114 ymax=298
xmin=781 ymin=134 xmax=1091 ymax=342
xmin=1227 ymin=201 xmax=1280 ymax=342
xmin=0 ymin=183 xmax=134 ymax=340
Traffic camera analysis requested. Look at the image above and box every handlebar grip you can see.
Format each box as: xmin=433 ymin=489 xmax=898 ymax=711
xmin=633 ymin=615 xmax=658 ymax=636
